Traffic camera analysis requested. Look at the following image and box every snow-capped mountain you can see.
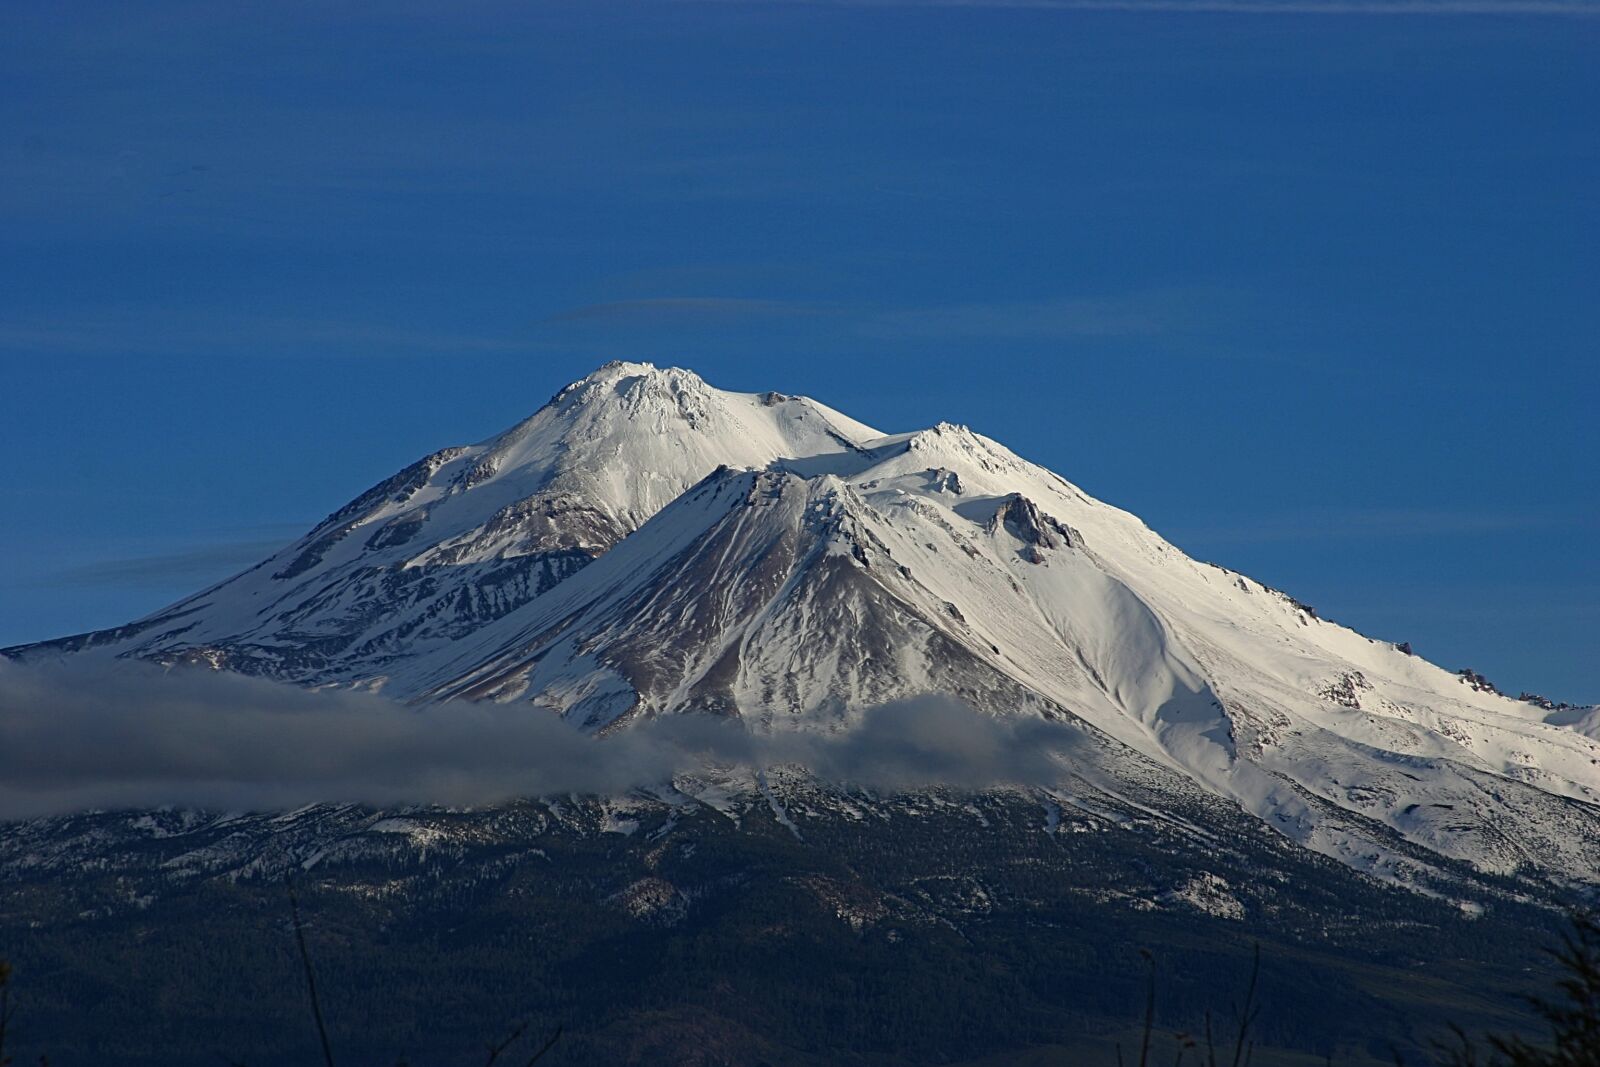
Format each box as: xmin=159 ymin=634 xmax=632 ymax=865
xmin=8 ymin=364 xmax=878 ymax=686
xmin=8 ymin=360 xmax=1599 ymax=887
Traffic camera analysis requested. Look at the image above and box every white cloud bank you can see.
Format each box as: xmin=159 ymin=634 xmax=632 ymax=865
xmin=0 ymin=659 xmax=1082 ymax=820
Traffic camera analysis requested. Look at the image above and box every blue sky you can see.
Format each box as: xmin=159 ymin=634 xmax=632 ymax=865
xmin=2 ymin=2 xmax=1595 ymax=700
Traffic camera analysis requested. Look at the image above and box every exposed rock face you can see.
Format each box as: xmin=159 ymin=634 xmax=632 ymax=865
xmin=1317 ymin=671 xmax=1371 ymax=710
xmin=1519 ymin=691 xmax=1587 ymax=713
xmin=1459 ymin=668 xmax=1501 ymax=695
xmin=927 ymin=466 xmax=964 ymax=494
xmin=987 ymin=493 xmax=1073 ymax=556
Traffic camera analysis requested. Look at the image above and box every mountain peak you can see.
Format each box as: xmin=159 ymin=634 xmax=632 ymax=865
xmin=550 ymin=360 xmax=707 ymax=408
xmin=583 ymin=358 xmax=670 ymax=380
xmin=574 ymin=358 xmax=717 ymax=390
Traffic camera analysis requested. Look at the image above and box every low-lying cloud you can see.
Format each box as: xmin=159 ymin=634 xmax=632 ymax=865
xmin=0 ymin=659 xmax=1082 ymax=820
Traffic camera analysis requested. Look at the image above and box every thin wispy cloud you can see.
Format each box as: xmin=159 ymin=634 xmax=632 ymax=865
xmin=0 ymin=314 xmax=542 ymax=360
xmin=49 ymin=539 xmax=295 ymax=590
xmin=687 ymin=0 xmax=1599 ymax=14
xmin=0 ymin=660 xmax=1083 ymax=820
xmin=540 ymin=297 xmax=830 ymax=325
xmin=862 ymin=290 xmax=1225 ymax=341
xmin=8 ymin=289 xmax=1233 ymax=360
xmin=537 ymin=289 xmax=1227 ymax=342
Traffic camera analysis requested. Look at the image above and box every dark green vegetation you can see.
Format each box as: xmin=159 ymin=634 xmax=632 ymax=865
xmin=0 ymin=784 xmax=1585 ymax=1066
xmin=1416 ymin=912 xmax=1600 ymax=1067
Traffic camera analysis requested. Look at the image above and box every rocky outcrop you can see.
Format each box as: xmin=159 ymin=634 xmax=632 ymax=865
xmin=987 ymin=494 xmax=1072 ymax=559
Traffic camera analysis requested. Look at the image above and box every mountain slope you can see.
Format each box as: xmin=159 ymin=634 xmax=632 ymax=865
xmin=7 ymin=361 xmax=1597 ymax=887
xmin=378 ymin=425 xmax=1600 ymax=885
xmin=6 ymin=362 xmax=880 ymax=687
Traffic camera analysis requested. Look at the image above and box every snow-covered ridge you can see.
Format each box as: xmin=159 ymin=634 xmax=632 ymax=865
xmin=5 ymin=361 xmax=881 ymax=685
xmin=6 ymin=360 xmax=1598 ymax=887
